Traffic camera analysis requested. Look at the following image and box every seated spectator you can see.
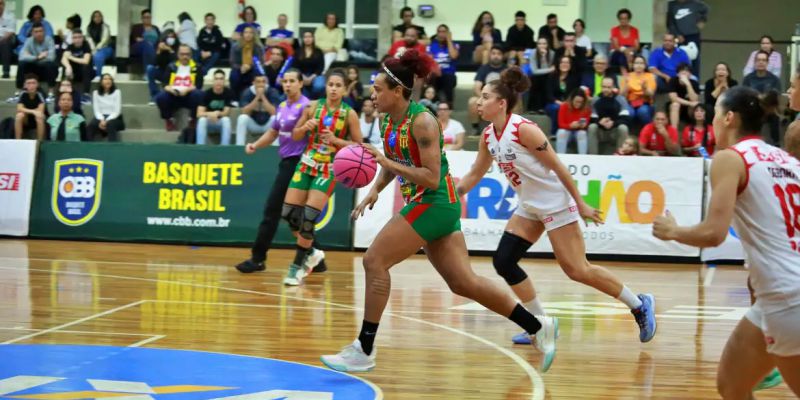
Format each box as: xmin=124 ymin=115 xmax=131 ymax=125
xmin=581 ymin=55 xmax=616 ymax=97
xmin=294 ymin=31 xmax=325 ymax=99
xmin=438 ymin=102 xmax=465 ymax=150
xmin=609 ymin=8 xmax=640 ymax=73
xmin=681 ymin=104 xmax=715 ymax=157
xmin=315 ymin=13 xmax=345 ymax=73
xmin=554 ymin=32 xmax=587 ymax=75
xmin=236 ymin=75 xmax=275 ymax=146
xmin=57 ymin=14 xmax=80 ymax=50
xmin=790 ymin=65 xmax=800 ymax=116
xmin=393 ymin=6 xmax=427 ymax=44
xmin=545 ymin=56 xmax=581 ymax=135
xmin=668 ymin=63 xmax=700 ymax=129
xmin=537 ymin=13 xmax=565 ymax=50
xmin=266 ymin=14 xmax=294 ymax=48
xmin=47 ymin=91 xmax=85 ymax=141
xmin=648 ymin=33 xmax=690 ymax=91
xmin=129 ymin=9 xmax=160 ymax=70
xmin=60 ymin=29 xmax=92 ymax=101
xmin=16 ymin=23 xmax=57 ymax=102
xmin=198 ymin=13 xmax=224 ymax=78
xmin=196 ymin=69 xmax=234 ymax=145
xmin=505 ymin=11 xmax=535 ymax=66
xmin=146 ymin=29 xmax=179 ymax=102
xmin=177 ymin=13 xmax=198 ymax=60
xmin=14 ymin=74 xmax=46 ymax=140
xmin=359 ymin=98 xmax=382 ymax=146
xmin=389 ymin=26 xmax=426 ymax=58
xmin=345 ymin=64 xmax=364 ymax=112
xmin=760 ymin=89 xmax=781 ymax=144
xmin=232 ymin=6 xmax=260 ymax=41
xmin=615 ymin=136 xmax=639 ymax=156
xmin=573 ymin=19 xmax=592 ymax=58
xmin=704 ymin=62 xmax=737 ymax=108
xmin=638 ymin=111 xmax=680 ymax=156
xmin=52 ymin=79 xmax=84 ymax=116
xmin=620 ymin=55 xmax=656 ymax=125
xmin=229 ymin=26 xmax=264 ymax=96
xmin=264 ymin=46 xmax=287 ymax=104
xmin=0 ymin=0 xmax=13 ymax=78
xmin=16 ymin=5 xmax=54 ymax=54
xmin=86 ymin=11 xmax=113 ymax=77
xmin=556 ymin=89 xmax=591 ymax=154
xmin=742 ymin=50 xmax=782 ymax=94
xmin=88 ymin=73 xmax=123 ymax=142
xmin=427 ymin=24 xmax=459 ymax=103
xmin=419 ymin=85 xmax=438 ymax=110
xmin=588 ymin=77 xmax=630 ymax=155
xmin=467 ymin=45 xmax=507 ymax=133
xmin=525 ymin=37 xmax=555 ymax=112
xmin=743 ymin=35 xmax=782 ymax=78
xmin=744 ymin=56 xmax=783 ymax=143
xmin=154 ymin=44 xmax=204 ymax=131
xmin=471 ymin=11 xmax=502 ymax=65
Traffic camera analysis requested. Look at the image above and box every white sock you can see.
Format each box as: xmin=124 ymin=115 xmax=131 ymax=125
xmin=524 ymin=297 xmax=546 ymax=316
xmin=617 ymin=286 xmax=642 ymax=310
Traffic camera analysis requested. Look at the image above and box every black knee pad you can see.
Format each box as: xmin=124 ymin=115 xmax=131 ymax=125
xmin=281 ymin=203 xmax=303 ymax=231
xmin=299 ymin=206 xmax=321 ymax=240
xmin=493 ymin=232 xmax=533 ymax=286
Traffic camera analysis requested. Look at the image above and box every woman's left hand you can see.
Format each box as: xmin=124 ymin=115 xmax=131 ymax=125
xmin=579 ymin=202 xmax=604 ymax=226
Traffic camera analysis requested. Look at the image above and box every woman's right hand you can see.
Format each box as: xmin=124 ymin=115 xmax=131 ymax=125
xmin=351 ymin=190 xmax=378 ymax=220
xmin=303 ymin=118 xmax=318 ymax=132
xmin=245 ymin=143 xmax=257 ymax=154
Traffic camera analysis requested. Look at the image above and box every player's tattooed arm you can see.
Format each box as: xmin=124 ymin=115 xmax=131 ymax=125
xmin=535 ymin=141 xmax=550 ymax=151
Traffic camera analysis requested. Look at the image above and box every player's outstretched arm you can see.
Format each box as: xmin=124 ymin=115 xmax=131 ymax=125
xmin=653 ymin=149 xmax=743 ymax=247
xmin=456 ymin=130 xmax=493 ymax=196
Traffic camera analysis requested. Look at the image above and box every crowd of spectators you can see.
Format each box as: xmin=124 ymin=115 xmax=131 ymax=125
xmin=5 ymin=0 xmax=796 ymax=156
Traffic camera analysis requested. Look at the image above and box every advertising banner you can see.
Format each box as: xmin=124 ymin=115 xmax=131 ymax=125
xmin=0 ymin=140 xmax=38 ymax=236
xmin=356 ymin=152 xmax=704 ymax=257
xmin=29 ymin=143 xmax=354 ymax=248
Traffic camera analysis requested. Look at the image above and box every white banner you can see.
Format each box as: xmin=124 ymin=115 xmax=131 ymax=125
xmin=700 ymin=160 xmax=745 ymax=261
xmin=355 ymin=152 xmax=705 ymax=257
xmin=0 ymin=140 xmax=38 ymax=236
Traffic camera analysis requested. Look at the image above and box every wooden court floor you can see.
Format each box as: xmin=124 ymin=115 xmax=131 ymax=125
xmin=0 ymin=239 xmax=796 ymax=399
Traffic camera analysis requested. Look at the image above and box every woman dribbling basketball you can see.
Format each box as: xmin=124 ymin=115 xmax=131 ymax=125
xmin=320 ymin=50 xmax=557 ymax=373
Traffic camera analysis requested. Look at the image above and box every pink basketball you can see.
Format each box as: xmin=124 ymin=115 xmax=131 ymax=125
xmin=333 ymin=145 xmax=378 ymax=189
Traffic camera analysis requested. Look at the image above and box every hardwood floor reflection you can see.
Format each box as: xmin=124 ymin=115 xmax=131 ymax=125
xmin=0 ymin=239 xmax=795 ymax=399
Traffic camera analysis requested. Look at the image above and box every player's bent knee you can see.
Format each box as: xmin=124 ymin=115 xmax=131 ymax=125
xmin=563 ymin=262 xmax=590 ymax=283
xmin=281 ymin=203 xmax=303 ymax=231
xmin=492 ymin=252 xmax=528 ymax=286
xmin=298 ymin=205 xmax=321 ymax=240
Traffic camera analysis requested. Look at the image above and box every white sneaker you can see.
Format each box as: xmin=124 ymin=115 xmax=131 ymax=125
xmin=320 ymin=340 xmax=376 ymax=372
xmin=532 ymin=316 xmax=557 ymax=373
xmin=303 ymin=248 xmax=325 ymax=272
xmin=282 ymin=263 xmax=307 ymax=286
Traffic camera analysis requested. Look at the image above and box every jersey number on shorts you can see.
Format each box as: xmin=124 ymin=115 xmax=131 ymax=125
xmin=773 ymin=183 xmax=800 ymax=249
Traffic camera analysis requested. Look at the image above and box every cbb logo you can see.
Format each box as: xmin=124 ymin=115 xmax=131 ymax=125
xmin=58 ymin=176 xmax=96 ymax=198
xmin=51 ymin=159 xmax=104 ymax=226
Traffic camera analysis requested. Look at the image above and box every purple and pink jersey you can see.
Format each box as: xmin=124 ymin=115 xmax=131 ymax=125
xmin=272 ymin=95 xmax=310 ymax=159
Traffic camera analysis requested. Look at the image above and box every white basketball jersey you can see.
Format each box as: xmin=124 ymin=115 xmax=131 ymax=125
xmin=483 ymin=114 xmax=571 ymax=215
xmin=730 ymin=137 xmax=800 ymax=309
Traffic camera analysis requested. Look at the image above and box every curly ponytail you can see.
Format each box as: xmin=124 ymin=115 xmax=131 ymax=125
xmin=382 ymin=49 xmax=437 ymax=99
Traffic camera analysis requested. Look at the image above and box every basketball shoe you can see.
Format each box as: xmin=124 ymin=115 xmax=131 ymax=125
xmin=512 ymin=317 xmax=559 ymax=344
xmin=320 ymin=339 xmax=376 ymax=372
xmin=632 ymin=294 xmax=657 ymax=342
xmin=531 ymin=315 xmax=557 ymax=372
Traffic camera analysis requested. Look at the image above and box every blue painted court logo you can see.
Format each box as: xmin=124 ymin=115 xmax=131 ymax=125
xmin=0 ymin=344 xmax=381 ymax=399
xmin=51 ymin=158 xmax=103 ymax=226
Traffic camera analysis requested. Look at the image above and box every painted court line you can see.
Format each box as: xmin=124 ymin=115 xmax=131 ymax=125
xmin=0 ymin=327 xmax=154 ymax=337
xmin=0 ymin=300 xmax=145 ymax=345
xmin=128 ymin=335 xmax=166 ymax=348
xmin=0 ymin=262 xmax=545 ymax=400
